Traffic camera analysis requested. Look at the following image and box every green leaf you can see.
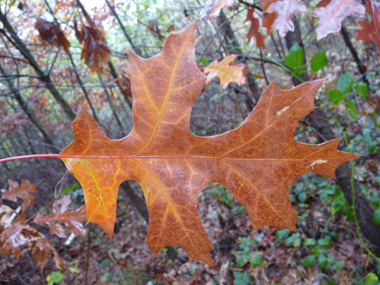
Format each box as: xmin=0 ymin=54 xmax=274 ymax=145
xmin=276 ymin=229 xmax=291 ymax=240
xmin=233 ymin=272 xmax=252 ymax=285
xmin=285 ymin=43 xmax=304 ymax=68
xmin=251 ymin=253 xmax=263 ymax=266
xmin=63 ymin=183 xmax=79 ymax=195
xmin=332 ymin=261 xmax=344 ymax=270
xmin=304 ymin=238 xmax=316 ymax=246
xmin=310 ymin=50 xmax=328 ymax=71
xmin=337 ymin=73 xmax=354 ymax=94
xmin=366 ymin=273 xmax=379 ymax=285
xmin=68 ymin=267 xmax=80 ymax=274
xmin=318 ymin=238 xmax=331 ymax=247
xmin=327 ymin=280 xmax=337 ymax=285
xmin=237 ymin=257 xmax=245 ymax=268
xmin=346 ymin=100 xmax=357 ymax=119
xmin=328 ymin=89 xmax=344 ymax=105
xmin=327 ymin=256 xmax=335 ymax=263
xmin=199 ymin=57 xmax=209 ymax=66
xmin=318 ymin=254 xmax=327 ymax=268
xmin=46 ymin=271 xmax=63 ymax=284
xmin=303 ymin=255 xmax=315 ymax=267
xmin=298 ymin=192 xmax=307 ymax=203
xmin=373 ymin=209 xmax=380 ymax=224
xmin=355 ymin=82 xmax=368 ymax=98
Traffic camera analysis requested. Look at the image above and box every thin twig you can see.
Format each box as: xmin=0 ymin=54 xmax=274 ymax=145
xmin=85 ymin=223 xmax=91 ymax=285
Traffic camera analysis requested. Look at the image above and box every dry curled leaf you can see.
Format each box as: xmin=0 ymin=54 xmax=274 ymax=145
xmin=0 ymin=205 xmax=15 ymax=228
xmin=77 ymin=20 xmax=112 ymax=73
xmin=0 ymin=218 xmax=64 ymax=271
xmin=167 ymin=24 xmax=175 ymax=33
xmin=265 ymin=0 xmax=308 ymax=38
xmin=73 ymin=19 xmax=84 ymax=44
xmin=1 ymin=179 xmax=37 ymax=216
xmin=148 ymin=20 xmax=165 ymax=42
xmin=245 ymin=7 xmax=267 ymax=48
xmin=60 ymin=23 xmax=359 ymax=266
xmin=355 ymin=0 xmax=380 ymax=63
xmin=312 ymin=0 xmax=365 ymax=40
xmin=204 ymin=55 xmax=249 ymax=88
xmin=33 ymin=196 xmax=87 ymax=238
xmin=115 ymin=75 xmax=132 ymax=99
xmin=34 ymin=18 xmax=71 ymax=54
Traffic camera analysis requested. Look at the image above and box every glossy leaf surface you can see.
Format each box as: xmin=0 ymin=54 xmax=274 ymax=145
xmin=60 ymin=22 xmax=359 ymax=266
xmin=312 ymin=0 xmax=365 ymax=40
xmin=265 ymin=0 xmax=308 ymax=38
xmin=310 ymin=50 xmax=328 ymax=72
xmin=0 ymin=218 xmax=64 ymax=271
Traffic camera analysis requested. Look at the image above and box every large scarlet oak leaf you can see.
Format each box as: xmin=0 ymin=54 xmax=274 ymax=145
xmin=60 ymin=22 xmax=359 ymax=266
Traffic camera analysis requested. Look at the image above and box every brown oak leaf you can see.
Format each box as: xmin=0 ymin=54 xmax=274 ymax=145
xmin=34 ymin=18 xmax=71 ymax=54
xmin=245 ymin=7 xmax=267 ymax=48
xmin=316 ymin=0 xmax=330 ymax=7
xmin=312 ymin=0 xmax=365 ymax=40
xmin=115 ymin=75 xmax=132 ymax=99
xmin=33 ymin=196 xmax=87 ymax=238
xmin=77 ymin=20 xmax=112 ymax=73
xmin=262 ymin=1 xmax=277 ymax=36
xmin=148 ymin=20 xmax=165 ymax=42
xmin=355 ymin=0 xmax=380 ymax=63
xmin=204 ymin=55 xmax=249 ymax=88
xmin=60 ymin=22 xmax=359 ymax=266
xmin=1 ymin=179 xmax=38 ymax=216
xmin=265 ymin=0 xmax=308 ymax=38
xmin=0 ymin=218 xmax=64 ymax=271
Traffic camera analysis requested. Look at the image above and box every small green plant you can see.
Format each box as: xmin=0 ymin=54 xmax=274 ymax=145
xmin=235 ymin=235 xmax=263 ymax=267
xmin=233 ymin=271 xmax=252 ymax=285
xmin=46 ymin=271 xmax=63 ymax=285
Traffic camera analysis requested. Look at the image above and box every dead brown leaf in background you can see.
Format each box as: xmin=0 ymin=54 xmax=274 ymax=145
xmin=34 ymin=18 xmax=71 ymax=53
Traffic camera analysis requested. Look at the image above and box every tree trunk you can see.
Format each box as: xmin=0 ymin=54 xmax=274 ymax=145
xmin=0 ymin=10 xmax=76 ymax=121
xmin=0 ymin=65 xmax=55 ymax=150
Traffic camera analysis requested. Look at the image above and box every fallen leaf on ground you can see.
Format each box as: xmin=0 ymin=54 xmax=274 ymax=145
xmin=1 ymin=179 xmax=38 ymax=216
xmin=33 ymin=195 xmax=87 ymax=238
xmin=0 ymin=218 xmax=64 ymax=271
